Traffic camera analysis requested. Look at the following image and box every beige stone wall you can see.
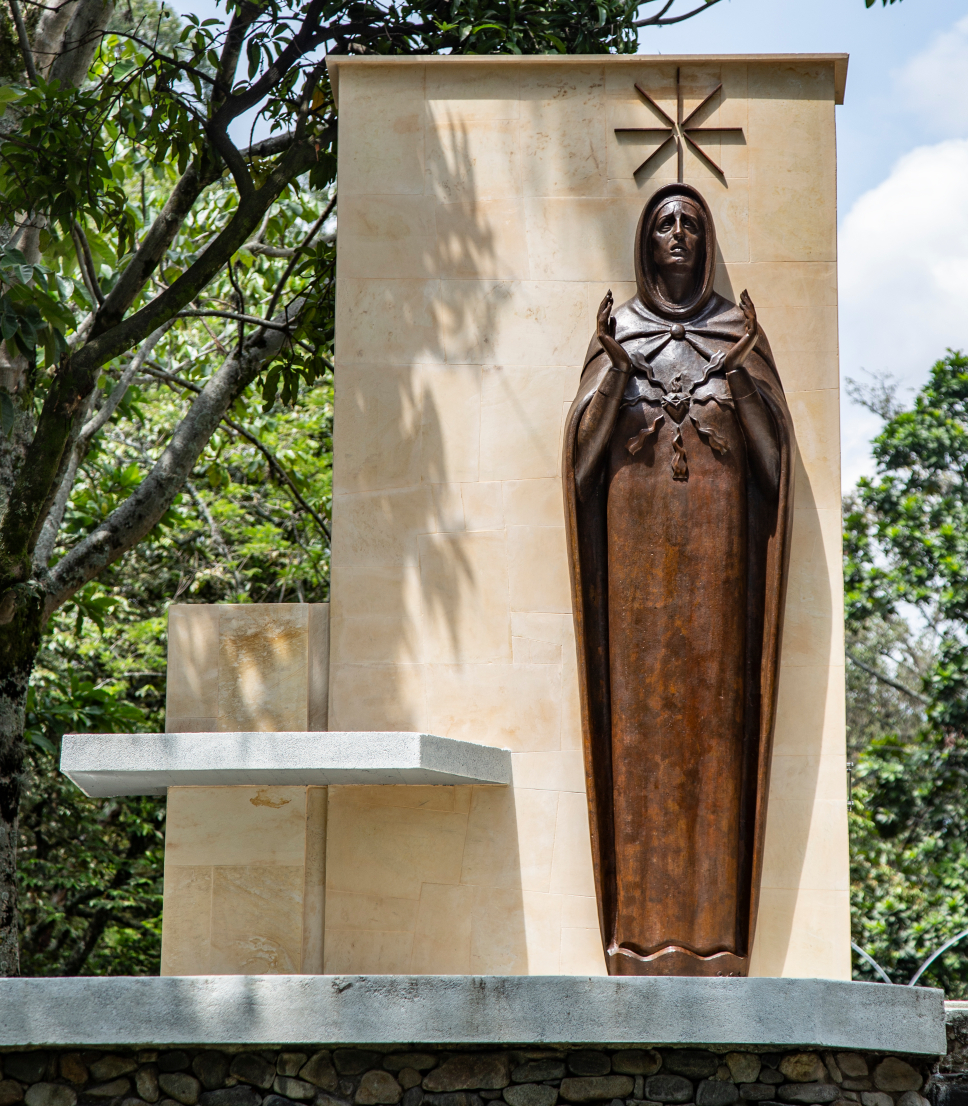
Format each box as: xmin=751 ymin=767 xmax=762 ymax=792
xmin=325 ymin=54 xmax=850 ymax=979
xmin=161 ymin=604 xmax=329 ymax=975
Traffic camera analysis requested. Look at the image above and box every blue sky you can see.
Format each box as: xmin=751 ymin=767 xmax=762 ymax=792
xmin=170 ymin=0 xmax=968 ymax=488
xmin=637 ymin=0 xmax=968 ymax=487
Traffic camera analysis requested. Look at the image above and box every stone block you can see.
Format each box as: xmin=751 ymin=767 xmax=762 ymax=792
xmin=697 ymin=1082 xmax=739 ymax=1106
xmin=567 ymin=1057 xmax=611 ymax=1078
xmin=273 ymin=1077 xmax=314 ymax=1101
xmin=779 ymin=1059 xmax=826 ymax=1086
xmin=777 ymin=1087 xmax=838 ymax=1105
xmin=872 ymin=1062 xmax=921 ymax=1093
xmin=87 ymin=1080 xmax=132 ymax=1099
xmin=833 ymin=1061 xmax=866 ymax=1082
xmin=198 ymin=1090 xmax=260 ymax=1106
xmin=504 ymin=1089 xmax=558 ymax=1106
xmin=192 ymin=1056 xmax=229 ymax=1092
xmin=612 ymin=1055 xmax=660 ymax=1078
xmin=643 ymin=1078 xmax=694 ymax=1105
xmin=559 ymin=1079 xmax=634 ymax=1103
xmin=23 ymin=1088 xmax=74 ymax=1106
xmin=0 ymin=1084 xmax=21 ymax=1106
xmin=726 ymin=1059 xmax=761 ymax=1086
xmin=424 ymin=1057 xmax=510 ymax=1093
xmin=89 ymin=1058 xmax=137 ymax=1082
xmin=301 ymin=1054 xmax=339 ymax=1091
xmin=136 ymin=1068 xmax=160 ymax=1102
xmin=229 ymin=1056 xmax=275 ymax=1091
xmin=356 ymin=1074 xmax=403 ymax=1106
xmin=158 ymin=1074 xmax=201 ymax=1105
xmin=4 ymin=1057 xmax=49 ymax=1085
xmin=512 ymin=1065 xmax=565 ymax=1084
xmin=664 ymin=1055 xmax=719 ymax=1080
xmin=740 ymin=1087 xmax=774 ymax=1101
xmin=58 ymin=1058 xmax=87 ymax=1087
xmin=385 ymin=1059 xmax=438 ymax=1076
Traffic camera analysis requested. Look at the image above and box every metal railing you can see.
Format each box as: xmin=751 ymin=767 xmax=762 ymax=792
xmin=851 ymin=928 xmax=968 ymax=986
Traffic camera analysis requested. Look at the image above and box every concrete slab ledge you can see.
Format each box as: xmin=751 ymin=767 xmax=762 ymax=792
xmin=0 ymin=975 xmax=946 ymax=1054
xmin=60 ymin=732 xmax=512 ymax=796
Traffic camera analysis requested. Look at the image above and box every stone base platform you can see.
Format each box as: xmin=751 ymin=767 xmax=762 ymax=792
xmin=0 ymin=978 xmax=951 ymax=1106
xmin=0 ymin=976 xmax=945 ymax=1052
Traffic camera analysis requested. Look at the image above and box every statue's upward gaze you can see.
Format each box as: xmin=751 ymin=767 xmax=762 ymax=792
xmin=562 ymin=183 xmax=797 ymax=977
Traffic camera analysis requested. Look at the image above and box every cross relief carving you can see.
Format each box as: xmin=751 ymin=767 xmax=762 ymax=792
xmin=615 ymin=67 xmax=744 ymax=182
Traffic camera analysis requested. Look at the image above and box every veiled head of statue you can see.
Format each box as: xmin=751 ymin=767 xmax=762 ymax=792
xmin=635 ymin=184 xmax=717 ymax=321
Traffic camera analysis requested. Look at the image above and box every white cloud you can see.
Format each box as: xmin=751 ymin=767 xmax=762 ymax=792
xmin=894 ymin=14 xmax=968 ymax=139
xmin=838 ymin=138 xmax=968 ymax=488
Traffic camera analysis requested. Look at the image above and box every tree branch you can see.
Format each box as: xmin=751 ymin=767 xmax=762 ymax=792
xmin=140 ymin=362 xmax=331 ymax=543
xmin=634 ymin=0 xmax=723 ymax=26
xmin=9 ymin=0 xmax=39 ymax=83
xmin=43 ymin=299 xmax=305 ymax=614
xmin=846 ymin=649 xmax=930 ymax=705
xmin=32 ymin=322 xmax=172 ymax=570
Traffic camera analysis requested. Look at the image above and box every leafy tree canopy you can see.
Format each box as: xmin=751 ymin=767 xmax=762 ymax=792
xmin=846 ymin=351 xmax=968 ymax=995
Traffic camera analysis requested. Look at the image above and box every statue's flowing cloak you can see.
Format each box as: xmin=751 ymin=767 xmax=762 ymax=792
xmin=561 ymin=186 xmax=797 ymax=974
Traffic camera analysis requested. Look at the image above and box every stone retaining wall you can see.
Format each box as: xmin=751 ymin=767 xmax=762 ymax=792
xmin=0 ymin=1046 xmax=939 ymax=1106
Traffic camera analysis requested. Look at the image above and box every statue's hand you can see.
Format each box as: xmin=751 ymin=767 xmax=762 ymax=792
xmin=596 ymin=290 xmax=631 ymax=375
xmin=724 ymin=289 xmax=758 ymax=374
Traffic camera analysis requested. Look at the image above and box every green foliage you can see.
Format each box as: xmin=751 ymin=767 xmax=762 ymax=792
xmin=846 ymin=351 xmax=968 ymax=996
xmin=19 ymin=667 xmax=164 ymax=976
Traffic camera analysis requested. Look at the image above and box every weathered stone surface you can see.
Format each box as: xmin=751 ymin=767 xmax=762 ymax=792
xmin=777 ymin=1085 xmax=838 ymax=1104
xmin=566 ymin=1057 xmax=610 ymax=1079
xmin=158 ymin=1074 xmax=201 ymax=1106
xmin=739 ymin=1085 xmax=774 ymax=1101
xmin=697 ymin=1080 xmax=738 ymax=1106
xmin=136 ymin=1069 xmax=160 ymax=1104
xmin=198 ymin=1087 xmax=262 ymax=1106
xmin=715 ymin=1069 xmax=731 ymax=1084
xmin=401 ymin=1089 xmax=423 ymax=1106
xmin=122 ymin=1097 xmax=147 ymax=1106
xmin=840 ymin=1084 xmax=870 ymax=1093
xmin=23 ymin=1086 xmax=75 ymax=1106
xmin=90 ymin=1059 xmax=138 ymax=1083
xmin=839 ymin=1095 xmax=859 ymax=1103
xmin=821 ymin=1058 xmax=841 ymax=1086
xmin=159 ymin=1057 xmax=191 ymax=1076
xmin=559 ymin=1079 xmax=633 ymax=1104
xmin=897 ymin=1092 xmax=929 ymax=1106
xmin=725 ymin=1057 xmax=760 ymax=1086
xmin=504 ymin=1086 xmax=557 ymax=1106
xmin=612 ymin=1055 xmax=660 ymax=1078
xmin=265 ymin=1095 xmax=299 ymax=1106
xmin=278 ymin=1057 xmax=309 ymax=1079
xmin=335 ymin=1056 xmax=383 ymax=1079
xmin=758 ymin=1073 xmax=782 ymax=1088
xmin=779 ymin=1058 xmax=826 ymax=1086
xmin=511 ymin=1066 xmax=564 ymax=1085
xmin=87 ymin=1080 xmax=132 ymax=1099
xmin=192 ymin=1055 xmax=229 ymax=1093
xmin=643 ymin=1077 xmax=693 ymax=1104
xmin=834 ymin=1061 xmax=867 ymax=1082
xmin=663 ymin=1054 xmax=718 ymax=1081
xmin=398 ymin=1073 xmax=422 ymax=1093
xmin=872 ymin=1061 xmax=920 ymax=1093
xmin=230 ymin=1057 xmax=275 ymax=1091
xmin=316 ymin=1094 xmax=354 ymax=1106
xmin=273 ymin=1077 xmax=315 ymax=1101
xmin=58 ymin=1058 xmax=88 ymax=1087
xmin=859 ymin=1094 xmax=892 ymax=1106
xmin=355 ymin=1074 xmax=403 ymax=1106
xmin=4 ymin=1057 xmax=50 ymax=1085
xmin=424 ymin=1058 xmax=509 ymax=1094
xmin=0 ymin=1082 xmax=23 ymax=1106
xmin=385 ymin=1060 xmax=436 ymax=1076
xmin=424 ymin=1093 xmax=483 ymax=1106
xmin=299 ymin=1056 xmax=337 ymax=1093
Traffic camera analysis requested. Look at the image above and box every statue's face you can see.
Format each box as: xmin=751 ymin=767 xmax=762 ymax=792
xmin=650 ymin=199 xmax=703 ymax=292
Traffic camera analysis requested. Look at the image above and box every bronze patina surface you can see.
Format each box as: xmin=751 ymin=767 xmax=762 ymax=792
xmin=562 ymin=183 xmax=796 ymax=977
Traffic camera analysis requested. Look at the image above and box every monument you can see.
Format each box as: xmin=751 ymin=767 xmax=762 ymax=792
xmin=0 ymin=49 xmax=952 ymax=1106
xmin=564 ymin=184 xmax=795 ymax=978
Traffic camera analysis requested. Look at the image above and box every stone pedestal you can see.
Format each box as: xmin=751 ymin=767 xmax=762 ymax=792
xmin=324 ymin=52 xmax=850 ymax=978
xmin=160 ymin=604 xmax=330 ymax=975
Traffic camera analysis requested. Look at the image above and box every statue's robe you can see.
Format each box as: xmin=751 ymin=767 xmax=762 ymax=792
xmin=562 ymin=190 xmax=796 ymax=976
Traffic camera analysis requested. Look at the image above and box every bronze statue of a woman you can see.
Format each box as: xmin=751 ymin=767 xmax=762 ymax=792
xmin=562 ymin=183 xmax=796 ymax=977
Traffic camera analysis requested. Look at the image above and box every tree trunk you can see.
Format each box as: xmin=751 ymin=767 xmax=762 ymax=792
xmin=0 ymin=584 xmax=45 ymax=977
